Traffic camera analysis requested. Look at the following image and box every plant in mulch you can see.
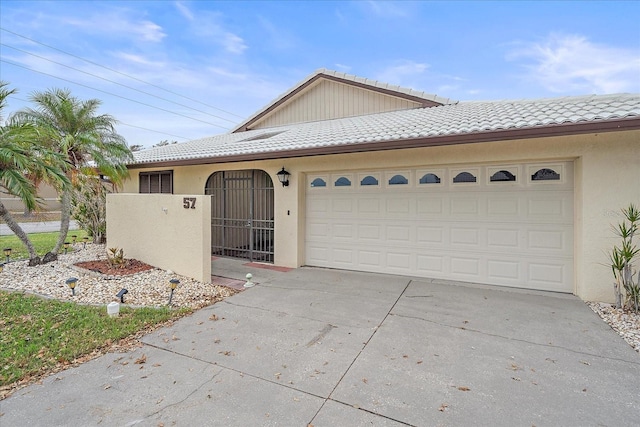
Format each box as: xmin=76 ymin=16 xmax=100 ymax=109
xmin=609 ymin=203 xmax=640 ymax=312
xmin=107 ymin=247 xmax=126 ymax=269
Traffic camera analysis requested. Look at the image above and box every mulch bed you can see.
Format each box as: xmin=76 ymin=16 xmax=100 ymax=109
xmin=73 ymin=259 xmax=154 ymax=276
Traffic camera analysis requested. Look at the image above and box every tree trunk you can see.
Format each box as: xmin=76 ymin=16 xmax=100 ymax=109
xmin=42 ymin=190 xmax=72 ymax=263
xmin=55 ymin=190 xmax=72 ymax=252
xmin=0 ymin=200 xmax=41 ymax=265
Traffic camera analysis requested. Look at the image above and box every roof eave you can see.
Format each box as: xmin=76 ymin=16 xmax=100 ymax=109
xmin=129 ymin=117 xmax=640 ymax=169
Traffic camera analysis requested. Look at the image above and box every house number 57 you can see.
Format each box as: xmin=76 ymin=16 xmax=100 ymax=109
xmin=183 ymin=197 xmax=196 ymax=209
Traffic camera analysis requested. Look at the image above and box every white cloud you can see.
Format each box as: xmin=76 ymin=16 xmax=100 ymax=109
xmin=222 ymin=33 xmax=248 ymax=54
xmin=257 ymin=16 xmax=296 ymax=50
xmin=175 ymin=1 xmax=195 ymax=21
xmin=111 ymin=52 xmax=167 ymax=68
xmin=62 ymin=14 xmax=166 ymax=42
xmin=364 ymin=1 xmax=410 ymax=18
xmin=375 ymin=60 xmax=430 ymax=86
xmin=508 ymin=33 xmax=640 ymax=94
xmin=180 ymin=10 xmax=247 ymax=54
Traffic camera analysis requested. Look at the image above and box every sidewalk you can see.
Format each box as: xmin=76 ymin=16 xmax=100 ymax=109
xmin=0 ymin=220 xmax=78 ymax=236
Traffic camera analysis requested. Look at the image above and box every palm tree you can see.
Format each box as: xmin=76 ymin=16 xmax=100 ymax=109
xmin=14 ymin=88 xmax=133 ymax=261
xmin=0 ymin=82 xmax=70 ymax=265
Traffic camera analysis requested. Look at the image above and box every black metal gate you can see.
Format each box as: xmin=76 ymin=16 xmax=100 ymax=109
xmin=205 ymin=170 xmax=274 ymax=263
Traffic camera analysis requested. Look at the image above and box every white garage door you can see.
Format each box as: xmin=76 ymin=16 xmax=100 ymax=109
xmin=305 ymin=162 xmax=573 ymax=292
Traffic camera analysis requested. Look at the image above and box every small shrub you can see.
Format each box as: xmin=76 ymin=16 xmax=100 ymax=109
xmin=71 ymin=174 xmax=109 ymax=244
xmin=609 ymin=204 xmax=640 ymax=312
xmin=107 ymin=247 xmax=126 ymax=269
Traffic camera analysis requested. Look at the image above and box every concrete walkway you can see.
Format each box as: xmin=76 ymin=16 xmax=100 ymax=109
xmin=2 ymin=259 xmax=639 ymax=426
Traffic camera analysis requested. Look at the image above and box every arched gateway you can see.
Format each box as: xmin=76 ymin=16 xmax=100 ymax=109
xmin=205 ymin=170 xmax=274 ymax=263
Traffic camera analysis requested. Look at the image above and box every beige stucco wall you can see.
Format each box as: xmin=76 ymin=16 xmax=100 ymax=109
xmin=120 ymin=129 xmax=640 ymax=302
xmin=106 ymin=194 xmax=211 ymax=283
xmin=0 ymin=182 xmax=61 ymax=212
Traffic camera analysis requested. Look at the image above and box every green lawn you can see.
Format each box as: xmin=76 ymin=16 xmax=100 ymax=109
xmin=0 ymin=228 xmax=192 ymax=393
xmin=0 ymin=291 xmax=190 ymax=388
xmin=0 ymin=229 xmax=89 ymax=261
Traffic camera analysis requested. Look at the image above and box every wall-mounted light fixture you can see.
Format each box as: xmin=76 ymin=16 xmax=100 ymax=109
xmin=66 ymin=277 xmax=78 ymax=296
xmin=168 ymin=279 xmax=179 ymax=305
xmin=276 ymin=167 xmax=290 ymax=187
xmin=116 ymin=288 xmax=128 ymax=303
xmin=3 ymin=248 xmax=11 ymax=264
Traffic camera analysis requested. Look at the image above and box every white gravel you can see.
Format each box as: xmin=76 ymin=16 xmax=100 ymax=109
xmin=1 ymin=245 xmax=639 ymax=353
xmin=0 ymin=244 xmax=235 ymax=309
xmin=587 ymin=302 xmax=640 ymax=353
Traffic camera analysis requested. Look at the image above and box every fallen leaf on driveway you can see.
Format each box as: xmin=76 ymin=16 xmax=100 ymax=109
xmin=209 ymin=314 xmax=219 ymax=321
xmin=457 ymin=386 xmax=470 ymax=391
xmin=135 ymin=354 xmax=147 ymax=364
xmin=438 ymin=403 xmax=448 ymax=412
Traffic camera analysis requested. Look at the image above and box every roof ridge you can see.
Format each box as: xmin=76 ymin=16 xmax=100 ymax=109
xmin=458 ymin=93 xmax=638 ymax=105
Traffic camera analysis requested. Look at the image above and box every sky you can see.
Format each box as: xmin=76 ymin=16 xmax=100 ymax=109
xmin=1 ymin=1 xmax=639 ymax=148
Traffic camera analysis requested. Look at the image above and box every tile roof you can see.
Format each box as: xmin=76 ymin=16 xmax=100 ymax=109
xmin=131 ymin=93 xmax=640 ymax=166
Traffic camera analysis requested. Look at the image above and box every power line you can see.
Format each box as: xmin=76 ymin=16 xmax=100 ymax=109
xmin=0 ymin=27 xmax=245 ymax=120
xmin=1 ymin=59 xmax=231 ymax=129
xmin=116 ymin=122 xmax=189 ymax=140
xmin=1 ymin=42 xmax=239 ymax=125
xmin=6 ymin=94 xmax=190 ymax=141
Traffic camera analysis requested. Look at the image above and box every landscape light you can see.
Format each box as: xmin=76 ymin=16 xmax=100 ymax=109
xmin=82 ymin=236 xmax=89 ymax=249
xmin=63 ymin=242 xmax=70 ymax=254
xmin=3 ymin=248 xmax=11 ymax=263
xmin=66 ymin=277 xmax=78 ymax=296
xmin=168 ymin=279 xmax=180 ymax=305
xmin=116 ymin=288 xmax=128 ymax=303
xmin=71 ymin=235 xmax=77 ymax=244
xmin=0 ymin=263 xmax=4 ymax=273
xmin=244 ymin=273 xmax=254 ymax=288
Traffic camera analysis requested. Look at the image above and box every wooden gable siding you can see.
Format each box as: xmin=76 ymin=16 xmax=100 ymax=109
xmin=248 ymin=79 xmax=423 ymax=130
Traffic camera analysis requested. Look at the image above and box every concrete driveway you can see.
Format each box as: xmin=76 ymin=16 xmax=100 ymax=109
xmin=2 ymin=259 xmax=639 ymax=426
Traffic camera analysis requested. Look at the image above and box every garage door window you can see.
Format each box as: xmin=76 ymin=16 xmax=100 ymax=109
xmin=310 ymin=178 xmax=327 ymax=187
xmin=531 ymin=168 xmax=560 ymax=181
xmin=388 ymin=174 xmax=409 ymax=185
xmin=490 ymin=170 xmax=516 ymax=182
xmin=334 ymin=177 xmax=352 ymax=187
xmin=453 ymin=171 xmax=477 ymax=183
xmin=419 ymin=173 xmax=441 ymax=184
xmin=360 ymin=175 xmax=379 ymax=186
